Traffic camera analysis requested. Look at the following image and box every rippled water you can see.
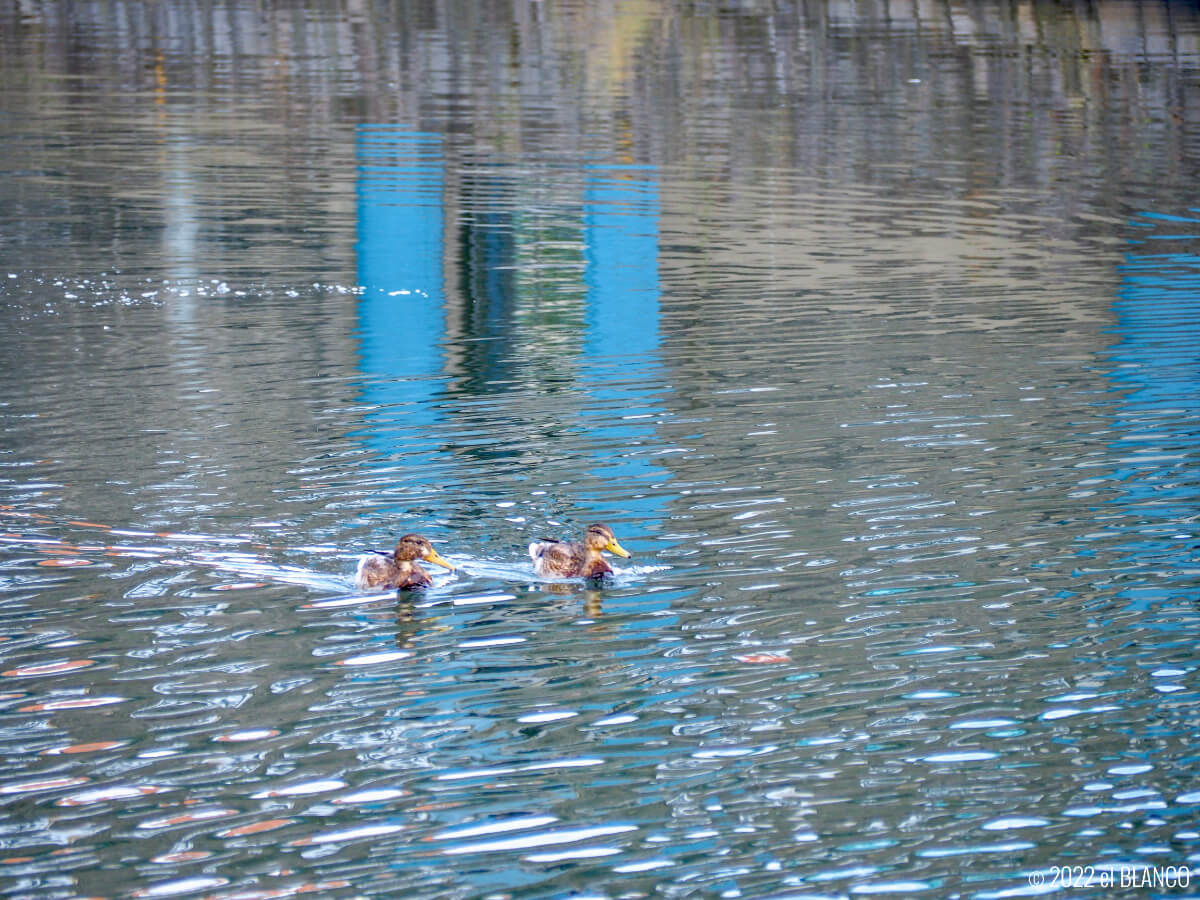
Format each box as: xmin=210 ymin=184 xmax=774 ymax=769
xmin=2 ymin=1 xmax=1199 ymax=897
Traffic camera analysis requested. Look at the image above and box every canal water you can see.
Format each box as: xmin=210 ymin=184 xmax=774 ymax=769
xmin=1 ymin=1 xmax=1198 ymax=897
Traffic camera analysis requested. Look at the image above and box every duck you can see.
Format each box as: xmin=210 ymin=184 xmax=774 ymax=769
xmin=355 ymin=534 xmax=455 ymax=590
xmin=528 ymin=523 xmax=631 ymax=579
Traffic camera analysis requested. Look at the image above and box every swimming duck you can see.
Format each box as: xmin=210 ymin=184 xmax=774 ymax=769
xmin=528 ymin=523 xmax=631 ymax=579
xmin=355 ymin=534 xmax=455 ymax=590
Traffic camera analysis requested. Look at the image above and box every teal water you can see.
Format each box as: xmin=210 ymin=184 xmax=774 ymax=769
xmin=1 ymin=2 xmax=1199 ymax=898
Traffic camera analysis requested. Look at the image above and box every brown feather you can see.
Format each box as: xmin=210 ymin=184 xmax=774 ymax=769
xmin=355 ymin=534 xmax=451 ymax=591
xmin=528 ymin=523 xmax=629 ymax=579
xmin=355 ymin=554 xmax=433 ymax=590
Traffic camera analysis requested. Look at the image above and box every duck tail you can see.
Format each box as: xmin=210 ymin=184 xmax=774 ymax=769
xmin=354 ymin=555 xmax=374 ymax=590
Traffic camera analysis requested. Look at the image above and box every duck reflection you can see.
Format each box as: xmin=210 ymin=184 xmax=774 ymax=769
xmin=394 ymin=597 xmax=420 ymax=650
xmin=533 ymin=579 xmax=605 ymax=613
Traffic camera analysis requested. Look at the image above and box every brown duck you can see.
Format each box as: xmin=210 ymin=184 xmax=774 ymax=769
xmin=355 ymin=534 xmax=455 ymax=590
xmin=528 ymin=523 xmax=631 ymax=579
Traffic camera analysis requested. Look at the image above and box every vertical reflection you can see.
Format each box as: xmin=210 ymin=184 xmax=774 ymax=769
xmin=453 ymin=171 xmax=518 ymax=392
xmin=580 ymin=165 xmax=668 ymax=529
xmin=355 ymin=127 xmax=449 ymax=513
xmin=1105 ymin=211 xmax=1200 ymax=611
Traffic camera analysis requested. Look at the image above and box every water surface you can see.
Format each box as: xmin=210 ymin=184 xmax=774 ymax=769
xmin=1 ymin=1 xmax=1199 ymax=897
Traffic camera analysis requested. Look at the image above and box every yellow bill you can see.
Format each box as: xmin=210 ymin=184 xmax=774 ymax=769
xmin=606 ymin=538 xmax=632 ymax=559
xmin=423 ymin=549 xmax=455 ymax=571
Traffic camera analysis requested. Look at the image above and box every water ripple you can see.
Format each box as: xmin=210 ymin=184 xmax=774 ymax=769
xmin=2 ymin=6 xmax=1199 ymax=896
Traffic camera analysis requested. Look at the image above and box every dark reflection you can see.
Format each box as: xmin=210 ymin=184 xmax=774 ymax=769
xmin=452 ymin=170 xmax=519 ymax=393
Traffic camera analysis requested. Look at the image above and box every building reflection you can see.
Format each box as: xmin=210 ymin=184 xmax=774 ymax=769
xmin=355 ymin=127 xmax=449 ymax=516
xmin=452 ymin=170 xmax=519 ymax=394
xmin=354 ymin=131 xmax=669 ymax=542
xmin=1104 ymin=212 xmax=1200 ymax=611
xmin=581 ymin=164 xmax=669 ymax=528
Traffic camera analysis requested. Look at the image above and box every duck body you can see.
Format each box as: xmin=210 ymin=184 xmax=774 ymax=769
xmin=356 ymin=534 xmax=454 ymax=591
xmin=529 ymin=523 xmax=631 ymax=579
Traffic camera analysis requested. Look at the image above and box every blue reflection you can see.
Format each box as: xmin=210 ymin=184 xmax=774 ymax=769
xmin=580 ymin=165 xmax=669 ymax=530
xmin=584 ymin=166 xmax=660 ymax=357
xmin=355 ymin=127 xmax=448 ymax=510
xmin=1106 ymin=210 xmax=1200 ymax=611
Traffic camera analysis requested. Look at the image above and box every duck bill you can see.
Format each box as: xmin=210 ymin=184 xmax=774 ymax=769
xmin=606 ymin=539 xmax=632 ymax=559
xmin=423 ymin=549 xmax=455 ymax=571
